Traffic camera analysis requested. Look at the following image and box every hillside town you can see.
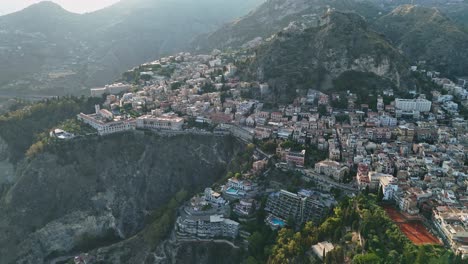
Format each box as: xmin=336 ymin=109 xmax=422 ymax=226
xmin=71 ymin=50 xmax=468 ymax=259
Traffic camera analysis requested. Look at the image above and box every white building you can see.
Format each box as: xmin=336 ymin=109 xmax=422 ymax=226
xmin=176 ymin=214 xmax=239 ymax=239
xmin=311 ymin=241 xmax=335 ymax=260
xmin=78 ymin=113 xmax=136 ymax=136
xmin=395 ymin=98 xmax=432 ymax=112
xmin=204 ymin=188 xmax=226 ymax=205
xmin=90 ymin=83 xmax=132 ymax=97
xmin=368 ymin=172 xmax=393 ymax=191
xmin=315 ymin=160 xmax=348 ymax=181
xmin=433 ymin=207 xmax=468 ymax=259
xmin=77 ymin=105 xmax=136 ymax=136
xmin=379 ymin=176 xmax=398 ymax=200
xmin=136 ymin=115 xmax=184 ymax=131
xmin=227 ymin=178 xmax=253 ymax=191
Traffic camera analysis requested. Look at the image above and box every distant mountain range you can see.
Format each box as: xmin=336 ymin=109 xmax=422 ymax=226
xmin=0 ymin=0 xmax=467 ymax=97
xmin=0 ymin=0 xmax=264 ymax=95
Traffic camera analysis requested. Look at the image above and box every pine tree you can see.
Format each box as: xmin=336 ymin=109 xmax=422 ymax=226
xmin=377 ymin=185 xmax=384 ymax=202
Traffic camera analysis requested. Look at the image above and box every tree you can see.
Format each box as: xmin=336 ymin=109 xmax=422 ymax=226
xmin=364 ymin=186 xmax=370 ymax=196
xmin=318 ymin=104 xmax=327 ymax=116
xmin=140 ymin=74 xmax=152 ymax=81
xmin=415 ymin=246 xmax=429 ymax=264
xmin=377 ymin=186 xmax=384 ymax=202
xmin=352 ymin=253 xmax=381 ymax=264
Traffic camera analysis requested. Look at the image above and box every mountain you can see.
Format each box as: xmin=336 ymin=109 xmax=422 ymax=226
xmin=241 ymin=11 xmax=410 ymax=102
xmin=192 ymin=0 xmax=384 ymax=52
xmin=0 ymin=0 xmax=264 ymax=96
xmin=368 ymin=0 xmax=468 ymax=28
xmin=373 ymin=5 xmax=468 ymax=77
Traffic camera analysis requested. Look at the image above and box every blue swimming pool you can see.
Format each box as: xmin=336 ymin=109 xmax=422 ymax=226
xmin=271 ymin=217 xmax=285 ymax=227
xmin=226 ymin=187 xmax=239 ymax=195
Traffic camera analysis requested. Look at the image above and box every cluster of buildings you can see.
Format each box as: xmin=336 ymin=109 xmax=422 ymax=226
xmin=78 ymin=105 xmax=184 ymax=135
xmin=176 ymin=187 xmax=239 ymax=239
xmin=73 ymin=50 xmax=468 ymax=255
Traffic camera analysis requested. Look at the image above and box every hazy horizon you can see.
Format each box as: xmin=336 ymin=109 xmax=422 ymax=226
xmin=0 ymin=0 xmax=121 ymax=15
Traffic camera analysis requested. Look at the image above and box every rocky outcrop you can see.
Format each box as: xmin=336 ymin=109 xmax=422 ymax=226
xmin=0 ymin=132 xmax=240 ymax=263
xmin=242 ymin=11 xmax=409 ymax=102
xmin=373 ymin=5 xmax=468 ymax=76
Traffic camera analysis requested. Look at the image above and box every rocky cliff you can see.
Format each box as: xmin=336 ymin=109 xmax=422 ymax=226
xmin=0 ymin=132 xmax=240 ymax=264
xmin=374 ymin=5 xmax=468 ymax=77
xmin=241 ymin=11 xmax=410 ymax=102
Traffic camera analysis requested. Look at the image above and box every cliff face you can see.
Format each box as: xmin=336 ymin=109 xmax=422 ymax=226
xmin=374 ymin=5 xmax=468 ymax=77
xmin=0 ymin=132 xmax=239 ymax=264
xmin=243 ymin=11 xmax=409 ymax=102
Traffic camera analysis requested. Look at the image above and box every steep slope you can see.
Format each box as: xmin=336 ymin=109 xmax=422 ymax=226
xmin=374 ymin=5 xmax=468 ymax=77
xmin=0 ymin=132 xmax=239 ymax=263
xmin=0 ymin=0 xmax=263 ymax=96
xmin=242 ymin=11 xmax=409 ymax=102
xmin=193 ymin=0 xmax=383 ymax=52
xmin=368 ymin=0 xmax=468 ymax=28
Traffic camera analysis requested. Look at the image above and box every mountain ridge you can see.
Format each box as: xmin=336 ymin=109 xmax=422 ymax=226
xmin=0 ymin=0 xmax=264 ymax=96
xmin=373 ymin=4 xmax=468 ymax=77
xmin=241 ymin=10 xmax=410 ymax=102
xmin=192 ymin=0 xmax=384 ymax=52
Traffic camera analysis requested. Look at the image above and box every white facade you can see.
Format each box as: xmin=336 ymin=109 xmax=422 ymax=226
xmin=227 ymin=178 xmax=253 ymax=191
xmin=90 ymin=83 xmax=132 ymax=97
xmin=379 ymin=176 xmax=398 ymax=200
xmin=395 ymin=98 xmax=432 ymax=112
xmin=176 ymin=214 xmax=239 ymax=239
xmin=78 ymin=113 xmax=136 ymax=136
xmin=136 ymin=115 xmax=184 ymax=131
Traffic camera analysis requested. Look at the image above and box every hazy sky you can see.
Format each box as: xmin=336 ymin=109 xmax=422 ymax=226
xmin=0 ymin=0 xmax=121 ymax=15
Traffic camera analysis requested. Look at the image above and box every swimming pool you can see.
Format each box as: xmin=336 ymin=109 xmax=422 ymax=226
xmin=226 ymin=187 xmax=239 ymax=195
xmin=270 ymin=217 xmax=286 ymax=227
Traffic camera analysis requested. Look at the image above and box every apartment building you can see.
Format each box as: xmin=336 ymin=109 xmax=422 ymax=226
xmin=395 ymin=98 xmax=432 ymax=112
xmin=379 ymin=176 xmax=398 ymax=200
xmin=136 ymin=115 xmax=184 ymax=131
xmin=315 ymin=160 xmax=349 ymax=181
xmin=265 ymin=189 xmax=335 ymax=225
xmin=433 ymin=207 xmax=468 ymax=259
xmin=176 ymin=214 xmax=240 ymax=239
xmin=277 ymin=147 xmax=306 ymax=167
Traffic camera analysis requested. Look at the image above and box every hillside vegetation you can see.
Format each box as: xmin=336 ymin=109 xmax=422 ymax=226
xmin=193 ymin=0 xmax=384 ymax=52
xmin=0 ymin=0 xmax=263 ymax=95
xmin=240 ymin=11 xmax=409 ymax=102
xmin=0 ymin=96 xmax=101 ymax=163
xmin=374 ymin=5 xmax=468 ymax=77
